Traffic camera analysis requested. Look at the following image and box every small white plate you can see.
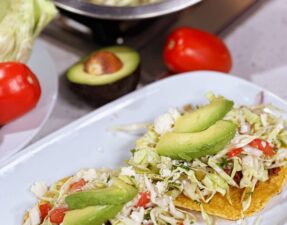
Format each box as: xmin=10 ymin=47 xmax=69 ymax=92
xmin=0 ymin=40 xmax=58 ymax=163
xmin=0 ymin=72 xmax=286 ymax=225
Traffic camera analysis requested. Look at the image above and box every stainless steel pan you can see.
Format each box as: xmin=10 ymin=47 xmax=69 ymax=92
xmin=54 ymin=0 xmax=202 ymax=20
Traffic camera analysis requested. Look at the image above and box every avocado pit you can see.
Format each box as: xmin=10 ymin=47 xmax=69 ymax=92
xmin=84 ymin=51 xmax=123 ymax=76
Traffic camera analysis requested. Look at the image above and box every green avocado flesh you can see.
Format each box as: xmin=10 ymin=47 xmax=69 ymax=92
xmin=173 ymin=98 xmax=233 ymax=133
xmin=65 ymin=179 xmax=138 ymax=210
xmin=67 ymin=46 xmax=140 ymax=85
xmin=156 ymin=120 xmax=237 ymax=160
xmin=63 ymin=205 xmax=123 ymax=225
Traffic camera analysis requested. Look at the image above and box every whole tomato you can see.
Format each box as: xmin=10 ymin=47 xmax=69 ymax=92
xmin=163 ymin=27 xmax=232 ymax=73
xmin=0 ymin=62 xmax=41 ymax=125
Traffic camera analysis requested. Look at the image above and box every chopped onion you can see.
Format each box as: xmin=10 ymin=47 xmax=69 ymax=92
xmin=243 ymin=146 xmax=263 ymax=157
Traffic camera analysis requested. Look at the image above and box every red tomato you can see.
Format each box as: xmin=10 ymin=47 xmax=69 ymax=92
xmin=249 ymin=139 xmax=275 ymax=157
xmin=50 ymin=208 xmax=68 ymax=224
xmin=69 ymin=179 xmax=86 ymax=191
xmin=163 ymin=27 xmax=232 ymax=73
xmin=0 ymin=62 xmax=41 ymax=125
xmin=227 ymin=148 xmax=243 ymax=158
xmin=39 ymin=203 xmax=52 ymax=223
xmin=136 ymin=192 xmax=151 ymax=208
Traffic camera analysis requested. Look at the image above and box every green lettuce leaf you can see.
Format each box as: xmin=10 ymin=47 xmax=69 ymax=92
xmin=0 ymin=0 xmax=57 ymax=63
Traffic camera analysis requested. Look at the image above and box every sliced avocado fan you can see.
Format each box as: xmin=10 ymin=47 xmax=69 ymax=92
xmin=173 ymin=98 xmax=233 ymax=133
xmin=156 ymin=120 xmax=237 ymax=160
xmin=64 ymin=179 xmax=138 ymax=225
xmin=63 ymin=205 xmax=123 ymax=225
xmin=65 ymin=178 xmax=138 ymax=210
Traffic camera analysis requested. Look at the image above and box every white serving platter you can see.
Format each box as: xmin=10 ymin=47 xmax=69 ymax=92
xmin=1 ymin=71 xmax=287 ymax=225
xmin=0 ymin=40 xmax=58 ymax=163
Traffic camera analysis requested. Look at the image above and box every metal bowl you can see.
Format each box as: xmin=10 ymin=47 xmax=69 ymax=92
xmin=54 ymin=0 xmax=202 ymax=20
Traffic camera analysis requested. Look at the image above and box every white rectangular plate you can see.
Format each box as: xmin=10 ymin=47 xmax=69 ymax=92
xmin=1 ymin=71 xmax=287 ymax=225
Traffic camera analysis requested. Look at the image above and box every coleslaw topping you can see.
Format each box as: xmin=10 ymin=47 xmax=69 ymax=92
xmin=23 ymin=94 xmax=287 ymax=225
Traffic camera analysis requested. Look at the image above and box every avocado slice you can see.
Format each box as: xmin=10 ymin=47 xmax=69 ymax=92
xmin=67 ymin=46 xmax=140 ymax=106
xmin=63 ymin=205 xmax=123 ymax=225
xmin=156 ymin=120 xmax=237 ymax=160
xmin=173 ymin=98 xmax=233 ymax=133
xmin=65 ymin=179 xmax=138 ymax=210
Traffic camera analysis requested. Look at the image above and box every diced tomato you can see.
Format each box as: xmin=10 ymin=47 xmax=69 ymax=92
xmin=50 ymin=208 xmax=68 ymax=224
xmin=69 ymin=179 xmax=86 ymax=191
xmin=249 ymin=138 xmax=263 ymax=149
xmin=39 ymin=203 xmax=52 ymax=223
xmin=136 ymin=192 xmax=151 ymax=208
xmin=249 ymin=139 xmax=275 ymax=157
xmin=227 ymin=148 xmax=243 ymax=158
xmin=263 ymin=142 xmax=276 ymax=157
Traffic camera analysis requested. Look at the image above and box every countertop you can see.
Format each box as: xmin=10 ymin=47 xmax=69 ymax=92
xmin=32 ymin=0 xmax=287 ymax=143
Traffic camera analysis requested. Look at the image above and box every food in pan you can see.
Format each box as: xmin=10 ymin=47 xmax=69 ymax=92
xmin=67 ymin=46 xmax=140 ymax=107
xmin=88 ymin=0 xmax=162 ymax=7
xmin=23 ymin=93 xmax=287 ymax=224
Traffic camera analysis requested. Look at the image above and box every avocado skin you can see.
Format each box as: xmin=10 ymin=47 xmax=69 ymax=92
xmin=156 ymin=120 xmax=236 ymax=160
xmin=65 ymin=179 xmax=138 ymax=210
xmin=63 ymin=205 xmax=123 ymax=225
xmin=173 ymin=99 xmax=233 ymax=133
xmin=68 ymin=66 xmax=140 ymax=107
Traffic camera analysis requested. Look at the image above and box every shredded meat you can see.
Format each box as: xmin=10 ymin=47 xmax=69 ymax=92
xmin=233 ymin=171 xmax=243 ymax=185
xmin=268 ymin=167 xmax=281 ymax=176
xmin=224 ymin=168 xmax=242 ymax=185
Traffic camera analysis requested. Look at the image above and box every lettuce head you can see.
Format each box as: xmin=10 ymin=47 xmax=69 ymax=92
xmin=0 ymin=0 xmax=57 ymax=63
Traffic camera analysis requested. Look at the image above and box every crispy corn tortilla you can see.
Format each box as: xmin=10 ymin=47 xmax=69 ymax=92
xmin=175 ymin=167 xmax=287 ymax=220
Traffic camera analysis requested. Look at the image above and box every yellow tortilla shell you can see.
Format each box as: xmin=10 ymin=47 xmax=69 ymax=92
xmin=175 ymin=167 xmax=287 ymax=220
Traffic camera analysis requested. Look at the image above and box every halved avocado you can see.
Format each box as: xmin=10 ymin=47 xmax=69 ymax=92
xmin=67 ymin=46 xmax=140 ymax=106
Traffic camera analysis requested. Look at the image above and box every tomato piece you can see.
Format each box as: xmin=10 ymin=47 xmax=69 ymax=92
xmin=0 ymin=62 xmax=41 ymax=125
xmin=69 ymin=179 xmax=86 ymax=191
xmin=227 ymin=148 xmax=243 ymax=158
xmin=262 ymin=142 xmax=275 ymax=157
xmin=136 ymin=192 xmax=151 ymax=208
xmin=163 ymin=27 xmax=232 ymax=73
xmin=50 ymin=208 xmax=68 ymax=224
xmin=249 ymin=139 xmax=275 ymax=157
xmin=39 ymin=203 xmax=52 ymax=223
xmin=249 ymin=139 xmax=263 ymax=149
